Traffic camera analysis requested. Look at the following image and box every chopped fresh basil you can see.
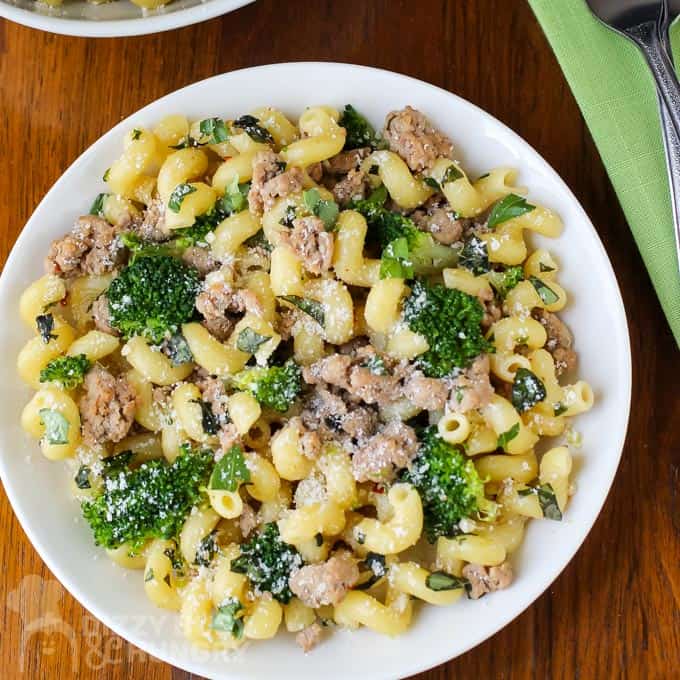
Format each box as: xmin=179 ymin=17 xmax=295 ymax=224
xmin=529 ymin=276 xmax=559 ymax=305
xmin=168 ymin=183 xmax=197 ymax=213
xmin=233 ymin=115 xmax=273 ymax=144
xmin=303 ymin=188 xmax=339 ymax=230
xmin=279 ymin=295 xmax=325 ymax=326
xmin=497 ymin=422 xmax=520 ymax=450
xmin=280 ymin=205 xmax=297 ymax=227
xmin=362 ymin=354 xmax=389 ymax=376
xmin=39 ymin=409 xmax=69 ymax=445
xmin=199 ymin=117 xmax=230 ymax=144
xmin=441 ymin=164 xmax=464 ymax=184
xmin=459 ymin=235 xmax=490 ymax=275
xmin=75 ymin=466 xmax=91 ymax=489
xmin=511 ymin=368 xmax=547 ymax=413
xmin=144 ymin=569 xmax=154 ymax=582
xmin=209 ymin=445 xmax=250 ymax=492
xmin=426 ymin=571 xmax=469 ymax=591
xmin=314 ymin=532 xmax=323 ymax=547
xmin=356 ymin=552 xmax=387 ymax=590
xmin=487 ymin=193 xmax=536 ymax=228
xmin=424 ymin=177 xmax=441 ymax=191
xmin=537 ymin=483 xmax=563 ymax=521
xmin=517 ymin=487 xmax=536 ymax=497
xmin=131 ymin=129 xmax=142 ymax=141
xmin=163 ymin=547 xmax=185 ymax=575
xmin=380 ymin=236 xmax=413 ymax=279
xmin=539 ymin=262 xmax=555 ymax=273
xmin=236 ymin=327 xmax=271 ymax=354
xmin=35 ymin=313 xmax=57 ymax=344
xmin=220 ymin=175 xmax=250 ymax=215
xmin=195 ymin=530 xmax=218 ymax=566
xmin=165 ymin=333 xmax=193 ymax=366
xmin=103 ymin=168 xmax=110 ymax=182
xmin=355 ymin=530 xmax=366 ymax=545
xmin=553 ymin=402 xmax=568 ymax=416
xmin=211 ymin=598 xmax=245 ymax=639
xmin=191 ymin=399 xmax=219 ymax=436
xmin=169 ymin=136 xmax=202 ymax=150
xmin=477 ymin=172 xmax=490 ymax=180
xmin=89 ymin=193 xmax=108 ymax=217
xmin=103 ymin=450 xmax=134 ymax=476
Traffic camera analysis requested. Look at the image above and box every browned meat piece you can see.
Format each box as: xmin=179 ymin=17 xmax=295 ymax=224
xmin=195 ymin=281 xmax=263 ymax=341
xmin=347 ymin=363 xmax=402 ymax=405
xmin=307 ymin=162 xmax=323 ymax=182
xmin=351 ymin=420 xmax=418 ymax=482
xmin=275 ymin=308 xmax=298 ymax=341
xmin=302 ymin=355 xmax=353 ymax=390
xmin=91 ymin=295 xmax=118 ymax=336
xmin=383 ymin=106 xmax=454 ymax=172
xmin=332 ymin=168 xmax=370 ymax=206
xmin=280 ymin=216 xmax=334 ymax=275
xmin=218 ymin=423 xmax=242 ymax=454
xmin=197 ymin=376 xmax=230 ymax=425
xmin=286 ymin=416 xmax=322 ymax=459
xmin=403 ymin=370 xmax=448 ymax=410
xmin=411 ymin=203 xmax=464 ymax=245
xmin=296 ymin=622 xmax=324 ymax=653
xmin=248 ymin=150 xmax=305 ymax=214
xmin=448 ymin=355 xmax=494 ymax=413
xmin=182 ymin=246 xmax=219 ymax=276
xmin=341 ymin=407 xmax=379 ymax=440
xmin=289 ymin=553 xmax=359 ymax=608
xmin=323 ymin=148 xmax=371 ymax=175
xmin=239 ymin=503 xmax=258 ymax=539
xmin=45 ymin=216 xmax=124 ymax=278
xmin=133 ymin=198 xmax=170 ymax=242
xmin=462 ymin=561 xmax=514 ymax=600
xmin=79 ymin=365 xmax=137 ymax=446
xmin=533 ymin=309 xmax=577 ymax=376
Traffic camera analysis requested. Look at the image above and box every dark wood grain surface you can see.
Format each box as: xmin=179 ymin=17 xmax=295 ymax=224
xmin=1 ymin=1 xmax=678 ymax=678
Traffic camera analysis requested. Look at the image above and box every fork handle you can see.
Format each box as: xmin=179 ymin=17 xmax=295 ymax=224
xmin=628 ymin=21 xmax=680 ymax=142
xmin=658 ymin=97 xmax=680 ymax=275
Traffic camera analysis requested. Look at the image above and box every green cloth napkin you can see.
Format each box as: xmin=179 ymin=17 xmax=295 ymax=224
xmin=529 ymin=0 xmax=680 ymax=347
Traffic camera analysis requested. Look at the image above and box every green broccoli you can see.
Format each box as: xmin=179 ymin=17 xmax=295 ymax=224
xmin=352 ymin=187 xmax=458 ymax=276
xmin=231 ymin=360 xmax=302 ymax=412
xmin=39 ymin=354 xmax=91 ymax=389
xmin=403 ymin=280 xmax=494 ymax=378
xmin=402 ymin=427 xmax=490 ymax=542
xmin=81 ymin=444 xmax=213 ymax=550
xmin=338 ymin=105 xmax=387 ymax=151
xmin=487 ymin=266 xmax=524 ymax=299
xmin=107 ymin=255 xmax=201 ymax=344
xmin=230 ymin=523 xmax=303 ymax=603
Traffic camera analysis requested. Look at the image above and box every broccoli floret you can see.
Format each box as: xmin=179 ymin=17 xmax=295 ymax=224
xmin=352 ymin=188 xmax=458 ymax=276
xmin=230 ymin=523 xmax=303 ymax=603
xmin=338 ymin=105 xmax=386 ymax=150
xmin=107 ymin=255 xmax=201 ymax=344
xmin=39 ymin=354 xmax=91 ymax=389
xmin=487 ymin=266 xmax=524 ymax=299
xmin=82 ymin=445 xmax=213 ymax=550
xmin=402 ymin=427 xmax=487 ymax=542
xmin=231 ymin=360 xmax=302 ymax=412
xmin=403 ymin=280 xmax=493 ymax=378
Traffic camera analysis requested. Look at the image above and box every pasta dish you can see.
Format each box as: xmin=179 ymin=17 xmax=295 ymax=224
xmin=17 ymin=104 xmax=593 ymax=651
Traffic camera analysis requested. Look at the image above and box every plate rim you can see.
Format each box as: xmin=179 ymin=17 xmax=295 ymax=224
xmin=0 ymin=62 xmax=633 ymax=679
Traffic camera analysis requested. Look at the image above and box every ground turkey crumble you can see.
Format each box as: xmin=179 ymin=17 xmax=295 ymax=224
xmin=280 ymin=216 xmax=334 ymax=275
xmin=462 ymin=561 xmax=514 ymax=599
xmin=248 ymin=150 xmax=305 ymax=214
xmin=289 ymin=552 xmax=359 ymax=608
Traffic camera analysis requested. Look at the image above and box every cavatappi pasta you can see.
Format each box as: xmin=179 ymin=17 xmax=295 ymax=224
xmin=18 ymin=104 xmax=592 ymax=653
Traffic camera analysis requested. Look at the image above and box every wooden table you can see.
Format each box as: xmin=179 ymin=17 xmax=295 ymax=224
xmin=1 ymin=1 xmax=678 ymax=678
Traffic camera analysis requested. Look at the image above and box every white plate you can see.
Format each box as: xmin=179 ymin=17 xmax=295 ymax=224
xmin=0 ymin=0 xmax=253 ymax=37
xmin=0 ymin=63 xmax=632 ymax=679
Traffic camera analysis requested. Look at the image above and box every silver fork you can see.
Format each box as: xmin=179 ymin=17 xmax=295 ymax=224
xmin=586 ymin=0 xmax=680 ymax=274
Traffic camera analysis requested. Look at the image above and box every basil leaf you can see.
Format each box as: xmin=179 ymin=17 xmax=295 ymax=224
xmin=424 ymin=177 xmax=440 ymax=191
xmin=191 ymin=399 xmax=219 ymax=436
xmin=497 ymin=422 xmax=520 ymax=450
xmin=169 ymin=136 xmax=203 ymax=150
xmin=529 ymin=276 xmax=559 ymax=305
xmin=75 ymin=466 xmax=91 ymax=489
xmin=511 ymin=368 xmax=547 ymax=413
xmin=553 ymin=402 xmax=568 ymax=416
xmin=103 ymin=168 xmax=111 ymax=182
xmin=338 ymin=104 xmax=386 ymax=150
xmin=362 ymin=355 xmax=388 ymax=376
xmin=459 ymin=235 xmax=490 ymax=275
xmin=280 ymin=205 xmax=297 ymax=227
xmin=168 ymin=183 xmax=197 ymax=213
xmin=199 ymin=117 xmax=230 ymax=144
xmin=103 ymin=450 xmax=134 ymax=476
xmin=487 ymin=193 xmax=536 ymax=228
xmin=236 ymin=327 xmax=271 ymax=354
xmin=380 ymin=236 xmax=414 ymax=280
xmin=441 ymin=164 xmax=463 ymax=184
xmin=539 ymin=262 xmax=555 ymax=273
xmin=279 ymin=295 xmax=325 ymax=326
xmin=517 ymin=487 xmax=536 ymax=497
xmin=39 ymin=408 xmax=69 ymax=445
xmin=537 ymin=483 xmax=563 ymax=521
xmin=165 ymin=333 xmax=193 ymax=366
xmin=233 ymin=115 xmax=273 ymax=144
xmin=163 ymin=547 xmax=185 ymax=575
xmin=221 ymin=175 xmax=250 ymax=214
xmin=425 ymin=571 xmax=469 ymax=591
xmin=195 ymin=529 xmax=218 ymax=566
xmin=89 ymin=193 xmax=108 ymax=217
xmin=211 ymin=598 xmax=245 ymax=638
xmin=35 ymin=313 xmax=57 ymax=344
xmin=303 ymin=188 xmax=339 ymax=230
xmin=356 ymin=552 xmax=387 ymax=590
xmin=209 ymin=445 xmax=250 ymax=492
xmin=131 ymin=129 xmax=142 ymax=141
